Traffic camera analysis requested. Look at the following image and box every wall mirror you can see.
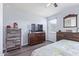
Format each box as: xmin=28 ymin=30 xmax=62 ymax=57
xmin=63 ymin=14 xmax=77 ymax=28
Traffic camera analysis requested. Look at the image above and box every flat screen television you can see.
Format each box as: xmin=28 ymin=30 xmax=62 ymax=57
xmin=31 ymin=24 xmax=43 ymax=32
xmin=37 ymin=24 xmax=43 ymax=32
xmin=31 ymin=24 xmax=36 ymax=32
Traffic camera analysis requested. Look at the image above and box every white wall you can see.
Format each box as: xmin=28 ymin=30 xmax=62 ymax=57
xmin=47 ymin=5 xmax=79 ymax=42
xmin=3 ymin=4 xmax=47 ymax=49
xmin=0 ymin=4 xmax=4 ymax=56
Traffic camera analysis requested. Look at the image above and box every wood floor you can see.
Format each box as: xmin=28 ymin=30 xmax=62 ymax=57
xmin=5 ymin=40 xmax=53 ymax=56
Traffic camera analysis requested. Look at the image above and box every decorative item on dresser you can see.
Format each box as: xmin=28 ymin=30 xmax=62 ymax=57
xmin=57 ymin=32 xmax=79 ymax=41
xmin=6 ymin=28 xmax=21 ymax=52
xmin=28 ymin=32 xmax=45 ymax=46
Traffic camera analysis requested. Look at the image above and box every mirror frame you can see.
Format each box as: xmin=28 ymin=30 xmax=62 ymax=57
xmin=63 ymin=14 xmax=77 ymax=28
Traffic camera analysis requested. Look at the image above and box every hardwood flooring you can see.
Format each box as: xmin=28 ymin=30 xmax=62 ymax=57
xmin=5 ymin=40 xmax=53 ymax=56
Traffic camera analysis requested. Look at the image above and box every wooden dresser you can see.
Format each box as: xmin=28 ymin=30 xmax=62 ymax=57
xmin=6 ymin=28 xmax=21 ymax=52
xmin=28 ymin=32 xmax=45 ymax=46
xmin=57 ymin=32 xmax=79 ymax=41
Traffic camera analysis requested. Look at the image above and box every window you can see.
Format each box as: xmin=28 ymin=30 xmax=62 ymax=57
xmin=49 ymin=19 xmax=57 ymax=24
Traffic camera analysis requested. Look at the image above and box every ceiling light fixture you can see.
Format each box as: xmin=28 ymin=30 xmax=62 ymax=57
xmin=47 ymin=3 xmax=58 ymax=8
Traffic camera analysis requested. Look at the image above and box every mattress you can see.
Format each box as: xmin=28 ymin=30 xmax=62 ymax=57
xmin=31 ymin=39 xmax=79 ymax=56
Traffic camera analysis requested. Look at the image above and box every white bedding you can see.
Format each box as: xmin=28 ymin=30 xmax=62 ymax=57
xmin=31 ymin=40 xmax=79 ymax=56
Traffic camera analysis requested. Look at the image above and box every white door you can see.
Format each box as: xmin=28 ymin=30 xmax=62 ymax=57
xmin=47 ymin=19 xmax=57 ymax=42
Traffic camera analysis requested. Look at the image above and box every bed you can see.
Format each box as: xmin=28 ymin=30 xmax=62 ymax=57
xmin=31 ymin=32 xmax=79 ymax=56
xmin=32 ymin=39 xmax=79 ymax=56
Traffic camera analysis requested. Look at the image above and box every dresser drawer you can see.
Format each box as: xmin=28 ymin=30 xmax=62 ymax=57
xmin=28 ymin=32 xmax=45 ymax=46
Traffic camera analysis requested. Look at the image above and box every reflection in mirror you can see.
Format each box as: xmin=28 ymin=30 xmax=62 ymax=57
xmin=63 ymin=14 xmax=77 ymax=28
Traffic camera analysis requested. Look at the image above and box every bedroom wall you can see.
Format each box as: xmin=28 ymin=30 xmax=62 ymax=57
xmin=3 ymin=4 xmax=47 ymax=49
xmin=0 ymin=4 xmax=4 ymax=56
xmin=47 ymin=5 xmax=79 ymax=42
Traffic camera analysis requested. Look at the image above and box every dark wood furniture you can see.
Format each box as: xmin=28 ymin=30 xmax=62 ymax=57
xmin=57 ymin=32 xmax=79 ymax=42
xmin=28 ymin=32 xmax=45 ymax=46
xmin=6 ymin=28 xmax=21 ymax=52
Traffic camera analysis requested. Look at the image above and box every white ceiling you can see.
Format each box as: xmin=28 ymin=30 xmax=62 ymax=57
xmin=4 ymin=3 xmax=79 ymax=17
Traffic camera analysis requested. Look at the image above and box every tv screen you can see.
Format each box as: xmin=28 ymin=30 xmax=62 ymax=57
xmin=31 ymin=24 xmax=36 ymax=32
xmin=37 ymin=24 xmax=43 ymax=32
xmin=31 ymin=24 xmax=43 ymax=32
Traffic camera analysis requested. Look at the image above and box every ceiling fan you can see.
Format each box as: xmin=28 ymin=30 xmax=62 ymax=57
xmin=47 ymin=3 xmax=58 ymax=7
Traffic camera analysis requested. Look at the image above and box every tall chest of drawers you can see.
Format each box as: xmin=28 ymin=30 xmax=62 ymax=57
xmin=6 ymin=28 xmax=21 ymax=52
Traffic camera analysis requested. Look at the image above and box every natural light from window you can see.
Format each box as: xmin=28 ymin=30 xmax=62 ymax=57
xmin=49 ymin=19 xmax=57 ymax=24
